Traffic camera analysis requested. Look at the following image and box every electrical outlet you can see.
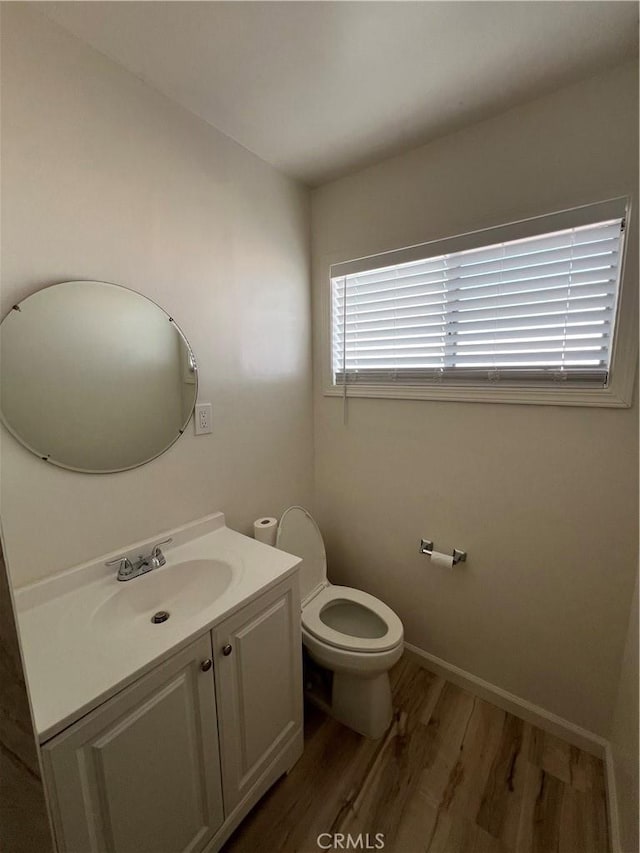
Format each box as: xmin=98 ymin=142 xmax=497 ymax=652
xmin=194 ymin=403 xmax=212 ymax=435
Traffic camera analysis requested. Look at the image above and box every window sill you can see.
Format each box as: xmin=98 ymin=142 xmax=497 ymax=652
xmin=323 ymin=382 xmax=633 ymax=408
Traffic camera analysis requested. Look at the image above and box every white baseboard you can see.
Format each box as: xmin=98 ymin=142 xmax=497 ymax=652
xmin=404 ymin=641 xmax=607 ymax=758
xmin=604 ymin=742 xmax=622 ymax=853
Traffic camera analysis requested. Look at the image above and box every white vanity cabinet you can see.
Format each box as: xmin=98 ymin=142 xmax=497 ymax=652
xmin=42 ymin=633 xmax=224 ymax=853
xmin=41 ymin=575 xmax=303 ymax=853
xmin=213 ymin=576 xmax=303 ymax=815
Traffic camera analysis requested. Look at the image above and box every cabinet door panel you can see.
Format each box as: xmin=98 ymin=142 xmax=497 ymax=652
xmin=214 ymin=580 xmax=302 ymax=814
xmin=43 ymin=635 xmax=223 ymax=853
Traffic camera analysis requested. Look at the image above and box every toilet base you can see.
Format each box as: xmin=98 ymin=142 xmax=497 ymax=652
xmin=330 ymin=670 xmax=393 ymax=739
xmin=302 ymin=635 xmax=402 ymax=739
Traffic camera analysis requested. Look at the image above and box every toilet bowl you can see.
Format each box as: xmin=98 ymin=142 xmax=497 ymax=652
xmin=277 ymin=506 xmax=404 ymax=738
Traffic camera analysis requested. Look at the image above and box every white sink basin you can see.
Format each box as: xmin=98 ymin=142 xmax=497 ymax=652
xmin=92 ymin=559 xmax=235 ymax=629
xmin=15 ymin=513 xmax=303 ymax=741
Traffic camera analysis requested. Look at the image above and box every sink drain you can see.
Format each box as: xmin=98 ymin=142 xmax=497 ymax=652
xmin=151 ymin=610 xmax=170 ymax=624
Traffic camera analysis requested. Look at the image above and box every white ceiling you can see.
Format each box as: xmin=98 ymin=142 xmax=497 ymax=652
xmin=40 ymin=1 xmax=638 ymax=186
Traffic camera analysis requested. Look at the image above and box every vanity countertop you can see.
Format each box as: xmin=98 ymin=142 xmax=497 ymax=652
xmin=14 ymin=513 xmax=301 ymax=742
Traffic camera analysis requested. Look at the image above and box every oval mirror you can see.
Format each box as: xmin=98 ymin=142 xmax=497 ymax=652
xmin=0 ymin=280 xmax=198 ymax=473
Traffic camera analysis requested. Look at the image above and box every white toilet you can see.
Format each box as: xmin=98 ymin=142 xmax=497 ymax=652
xmin=277 ymin=506 xmax=404 ymax=739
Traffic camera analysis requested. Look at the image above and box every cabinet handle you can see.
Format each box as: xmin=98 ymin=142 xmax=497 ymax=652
xmin=222 ymin=644 xmax=233 ymax=656
xmin=200 ymin=658 xmax=213 ymax=672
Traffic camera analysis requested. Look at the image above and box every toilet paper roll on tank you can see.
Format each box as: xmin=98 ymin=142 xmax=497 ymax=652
xmin=253 ymin=517 xmax=278 ymax=546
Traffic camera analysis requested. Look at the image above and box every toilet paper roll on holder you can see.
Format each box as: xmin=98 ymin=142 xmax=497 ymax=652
xmin=420 ymin=539 xmax=467 ymax=564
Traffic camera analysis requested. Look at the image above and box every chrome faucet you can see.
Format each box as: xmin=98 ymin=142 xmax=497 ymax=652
xmin=106 ymin=538 xmax=173 ymax=582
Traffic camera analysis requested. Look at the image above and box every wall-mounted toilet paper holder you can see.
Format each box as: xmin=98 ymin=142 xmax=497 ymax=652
xmin=420 ymin=539 xmax=467 ymax=564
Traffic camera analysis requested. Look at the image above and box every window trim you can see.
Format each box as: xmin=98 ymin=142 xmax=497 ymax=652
xmin=322 ymin=197 xmax=636 ymax=408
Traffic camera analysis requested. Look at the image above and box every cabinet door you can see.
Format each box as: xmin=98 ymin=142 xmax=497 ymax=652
xmin=43 ymin=634 xmax=224 ymax=853
xmin=213 ymin=579 xmax=302 ymax=814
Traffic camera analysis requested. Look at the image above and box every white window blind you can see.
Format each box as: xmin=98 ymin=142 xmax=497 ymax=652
xmin=331 ymin=214 xmax=625 ymax=388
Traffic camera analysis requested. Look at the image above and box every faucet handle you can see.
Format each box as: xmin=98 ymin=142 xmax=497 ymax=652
xmin=105 ymin=555 xmax=135 ymax=578
xmin=151 ymin=537 xmax=172 ymax=556
xmin=149 ymin=537 xmax=172 ymax=568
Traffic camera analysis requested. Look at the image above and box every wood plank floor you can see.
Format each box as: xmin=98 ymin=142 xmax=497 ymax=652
xmin=223 ymin=653 xmax=609 ymax=853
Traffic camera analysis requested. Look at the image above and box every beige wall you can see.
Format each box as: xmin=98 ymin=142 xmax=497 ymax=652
xmin=311 ymin=63 xmax=638 ymax=735
xmin=0 ymin=5 xmax=313 ymax=586
xmin=610 ymin=570 xmax=639 ymax=853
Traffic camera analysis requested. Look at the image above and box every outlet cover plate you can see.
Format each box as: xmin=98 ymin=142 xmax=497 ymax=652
xmin=194 ymin=403 xmax=212 ymax=435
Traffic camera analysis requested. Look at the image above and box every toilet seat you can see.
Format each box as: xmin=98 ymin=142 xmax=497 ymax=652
xmin=277 ymin=506 xmax=403 ymax=655
xmin=276 ymin=506 xmax=328 ymax=605
xmin=302 ymin=585 xmax=403 ymax=653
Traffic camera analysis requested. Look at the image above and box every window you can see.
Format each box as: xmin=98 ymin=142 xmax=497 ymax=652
xmin=328 ymin=198 xmax=633 ymax=406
